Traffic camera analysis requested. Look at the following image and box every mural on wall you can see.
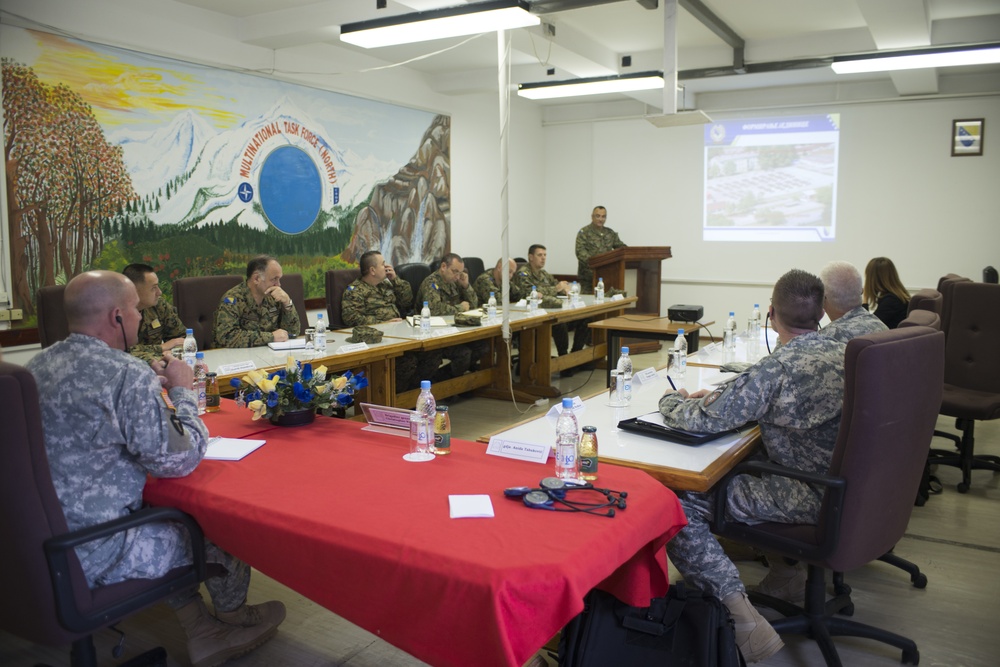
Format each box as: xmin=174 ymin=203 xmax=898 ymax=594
xmin=0 ymin=26 xmax=449 ymax=325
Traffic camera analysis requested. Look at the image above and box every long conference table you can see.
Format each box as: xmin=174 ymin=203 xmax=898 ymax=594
xmin=144 ymin=409 xmax=685 ymax=667
xmin=202 ymin=295 xmax=636 ymax=409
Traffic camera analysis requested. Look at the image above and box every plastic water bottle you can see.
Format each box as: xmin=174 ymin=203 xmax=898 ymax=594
xmin=555 ymin=397 xmax=580 ymax=480
xmin=415 ymin=380 xmax=437 ymax=453
xmin=595 ymin=278 xmax=605 ymax=303
xmin=570 ymin=281 xmax=581 ymax=306
xmin=750 ymin=303 xmax=761 ymax=338
xmin=182 ymin=328 xmax=197 ymax=370
xmin=487 ymin=291 xmax=497 ymax=323
xmin=314 ymin=313 xmax=327 ymax=352
xmin=723 ymin=311 xmax=738 ymax=363
xmin=671 ymin=329 xmax=688 ymax=378
xmin=748 ymin=303 xmax=761 ymax=358
xmin=420 ymin=301 xmax=431 ymax=335
xmin=529 ymin=286 xmax=538 ymax=314
xmin=194 ymin=351 xmax=208 ymax=414
xmin=617 ymin=346 xmax=633 ymax=402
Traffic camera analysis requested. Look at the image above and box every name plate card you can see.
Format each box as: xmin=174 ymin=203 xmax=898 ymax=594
xmin=336 ymin=342 xmax=369 ymax=354
xmin=366 ymin=406 xmax=413 ymax=429
xmin=486 ymin=437 xmax=550 ymax=464
xmin=610 ymin=294 xmax=625 ymax=301
xmin=216 ymin=360 xmax=257 ymax=375
xmin=632 ymin=367 xmax=660 ymax=386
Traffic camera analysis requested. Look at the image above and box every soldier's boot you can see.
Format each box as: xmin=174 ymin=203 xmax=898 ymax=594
xmin=751 ymin=555 xmax=806 ymax=606
xmin=175 ymin=597 xmax=281 ymax=667
xmin=722 ymin=592 xmax=784 ymax=663
xmin=215 ymin=600 xmax=286 ymax=627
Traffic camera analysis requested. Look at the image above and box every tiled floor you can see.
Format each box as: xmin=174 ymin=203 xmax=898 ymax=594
xmin=4 ymin=345 xmax=999 ymax=666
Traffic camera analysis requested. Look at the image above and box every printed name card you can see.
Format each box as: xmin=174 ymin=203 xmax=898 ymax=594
xmin=366 ymin=406 xmax=413 ymax=429
xmin=610 ymin=294 xmax=625 ymax=301
xmin=216 ymin=360 xmax=257 ymax=375
xmin=335 ymin=342 xmax=369 ymax=354
xmin=486 ymin=437 xmax=550 ymax=464
xmin=633 ymin=367 xmax=660 ymax=386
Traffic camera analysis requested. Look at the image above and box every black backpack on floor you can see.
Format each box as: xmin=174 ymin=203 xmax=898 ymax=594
xmin=558 ymin=582 xmax=745 ymax=667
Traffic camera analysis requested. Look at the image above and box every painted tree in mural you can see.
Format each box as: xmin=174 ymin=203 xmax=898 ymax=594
xmin=2 ymin=59 xmax=134 ymax=315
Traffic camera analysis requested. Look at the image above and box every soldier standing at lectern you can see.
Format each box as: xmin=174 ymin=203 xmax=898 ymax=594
xmin=575 ymin=206 xmax=626 ymax=294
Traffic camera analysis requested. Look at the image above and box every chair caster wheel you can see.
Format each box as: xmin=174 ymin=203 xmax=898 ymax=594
xmin=841 ymin=602 xmax=855 ymax=616
xmin=902 ymin=647 xmax=919 ymax=665
xmin=912 ymin=573 xmax=928 ymax=588
xmin=957 ymin=482 xmax=970 ymax=493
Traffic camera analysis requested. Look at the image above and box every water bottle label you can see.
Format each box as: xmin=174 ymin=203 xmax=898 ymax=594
xmin=623 ymin=381 xmax=631 ymax=393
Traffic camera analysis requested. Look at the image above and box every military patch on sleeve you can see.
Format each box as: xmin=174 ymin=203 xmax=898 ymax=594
xmin=703 ymin=385 xmax=727 ymax=407
xmin=224 ymin=297 xmax=235 ymax=305
xmin=432 ymin=282 xmax=439 ymax=291
xmin=347 ymin=285 xmax=354 ymax=291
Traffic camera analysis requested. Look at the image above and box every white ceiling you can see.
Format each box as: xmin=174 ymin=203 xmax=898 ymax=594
xmin=174 ymin=0 xmax=1000 ymax=110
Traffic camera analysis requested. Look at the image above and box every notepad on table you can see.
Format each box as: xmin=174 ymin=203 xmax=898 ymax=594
xmin=205 ymin=437 xmax=267 ymax=461
xmin=267 ymin=338 xmax=307 ymax=351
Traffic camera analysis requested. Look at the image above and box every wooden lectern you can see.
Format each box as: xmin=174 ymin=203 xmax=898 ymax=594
xmin=589 ymin=246 xmax=672 ymax=315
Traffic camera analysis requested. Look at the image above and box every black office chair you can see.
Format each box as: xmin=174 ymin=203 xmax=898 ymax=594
xmin=172 ymin=275 xmax=241 ymax=350
xmin=0 ymin=362 xmax=208 ymax=667
xmin=396 ymin=262 xmax=432 ymax=313
xmin=37 ymin=285 xmax=70 ymax=348
xmin=930 ymin=281 xmax=1000 ymax=492
xmin=462 ymin=256 xmax=486 ymax=285
xmin=280 ymin=273 xmax=309 ymax=334
xmin=713 ymin=327 xmax=944 ymax=667
xmin=325 ymin=268 xmax=360 ymax=330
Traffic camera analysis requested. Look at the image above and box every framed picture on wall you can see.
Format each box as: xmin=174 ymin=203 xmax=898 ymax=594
xmin=951 ymin=118 xmax=984 ymax=156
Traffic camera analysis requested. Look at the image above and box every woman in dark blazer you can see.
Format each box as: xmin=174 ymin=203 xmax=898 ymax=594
xmin=863 ymin=257 xmax=911 ymax=329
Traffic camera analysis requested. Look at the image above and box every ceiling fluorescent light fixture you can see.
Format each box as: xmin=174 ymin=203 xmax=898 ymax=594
xmin=832 ymin=43 xmax=1000 ymax=74
xmin=340 ymin=0 xmax=539 ymax=48
xmin=518 ymin=71 xmax=664 ymax=100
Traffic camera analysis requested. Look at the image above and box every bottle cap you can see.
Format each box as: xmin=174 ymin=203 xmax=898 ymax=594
xmin=678 ymin=328 xmax=685 ymax=335
xmin=420 ymin=380 xmax=431 ymax=390
xmin=207 ymin=372 xmax=217 ymax=377
xmin=729 ymin=311 xmax=735 ymax=316
xmin=317 ymin=313 xmax=323 ymax=319
xmin=490 ymin=291 xmax=495 ymax=297
xmin=561 ymin=398 xmax=573 ymax=408
xmin=196 ymin=351 xmax=204 ymax=358
xmin=436 ymin=405 xmax=448 ymax=412
xmin=582 ymin=425 xmax=597 ymax=433
xmin=186 ymin=328 xmax=193 ymax=334
xmin=621 ymin=346 xmax=629 ymax=354
xmin=423 ymin=301 xmax=429 ymax=306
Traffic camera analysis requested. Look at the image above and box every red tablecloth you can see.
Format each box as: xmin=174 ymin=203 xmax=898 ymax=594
xmin=145 ymin=408 xmax=686 ymax=667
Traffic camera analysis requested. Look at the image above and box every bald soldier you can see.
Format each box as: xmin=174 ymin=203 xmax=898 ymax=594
xmin=26 ymin=271 xmax=285 ymax=667
xmin=342 ymin=250 xmax=442 ymax=390
xmin=213 ymin=255 xmax=301 ymax=348
xmin=472 ymin=257 xmax=526 ymax=306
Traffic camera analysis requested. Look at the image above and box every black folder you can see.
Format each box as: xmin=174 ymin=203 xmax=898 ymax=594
xmin=617 ymin=413 xmax=734 ymax=446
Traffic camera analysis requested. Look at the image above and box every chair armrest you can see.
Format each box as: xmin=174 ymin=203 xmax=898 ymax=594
xmin=44 ymin=506 xmax=207 ymax=633
xmin=711 ymin=459 xmax=846 ymax=562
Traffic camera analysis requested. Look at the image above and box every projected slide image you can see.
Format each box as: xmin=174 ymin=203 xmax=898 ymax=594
xmin=704 ymin=114 xmax=840 ymax=242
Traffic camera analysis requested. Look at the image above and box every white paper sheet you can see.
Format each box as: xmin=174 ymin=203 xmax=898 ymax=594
xmin=448 ymin=495 xmax=495 ymax=518
xmin=205 ymin=437 xmax=266 ymax=461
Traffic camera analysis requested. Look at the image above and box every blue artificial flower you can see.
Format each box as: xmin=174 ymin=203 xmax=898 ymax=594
xmin=302 ymin=364 xmax=313 ymax=381
xmin=266 ymin=391 xmax=279 ymax=408
xmin=230 ymin=377 xmax=243 ymax=388
xmin=293 ymin=381 xmax=312 ymax=402
xmin=274 ymin=369 xmax=287 ymax=379
xmin=336 ymin=393 xmax=354 ymax=406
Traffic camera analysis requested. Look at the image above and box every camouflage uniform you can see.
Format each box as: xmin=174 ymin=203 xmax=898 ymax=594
xmin=819 ymin=305 xmax=888 ymax=344
xmin=575 ymin=223 xmax=626 ymax=293
xmin=341 ymin=278 xmax=441 ymax=390
xmin=212 ymin=280 xmax=301 ymax=348
xmin=341 ymin=277 xmax=413 ymax=327
xmin=417 ymin=270 xmax=487 ymax=378
xmin=131 ymin=297 xmax=187 ymax=363
xmin=513 ymin=265 xmax=586 ymax=355
xmin=26 ymin=334 xmax=249 ymax=611
xmin=657 ymin=331 xmax=846 ymax=599
xmin=473 ymin=270 xmax=529 ymax=307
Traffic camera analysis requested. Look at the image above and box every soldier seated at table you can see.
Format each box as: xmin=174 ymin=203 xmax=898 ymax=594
xmin=213 ymin=255 xmax=301 ymax=348
xmin=123 ymin=262 xmax=187 ymax=363
xmin=417 ymin=253 xmax=488 ymax=379
xmin=514 ymin=244 xmax=591 ymax=374
xmin=473 ymin=257 xmax=526 ymax=306
xmin=657 ymin=269 xmax=847 ymax=664
xmin=342 ymin=250 xmax=441 ymax=391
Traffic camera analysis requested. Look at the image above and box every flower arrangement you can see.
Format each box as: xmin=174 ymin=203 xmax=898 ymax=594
xmin=229 ymin=356 xmax=368 ymax=421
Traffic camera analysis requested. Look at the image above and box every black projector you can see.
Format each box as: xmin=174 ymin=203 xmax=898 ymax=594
xmin=668 ymin=304 xmax=704 ymax=322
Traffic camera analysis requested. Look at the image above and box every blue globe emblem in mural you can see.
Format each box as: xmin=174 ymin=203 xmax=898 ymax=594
xmin=237 ymin=182 xmax=254 ymax=202
xmin=258 ymin=145 xmax=322 ymax=234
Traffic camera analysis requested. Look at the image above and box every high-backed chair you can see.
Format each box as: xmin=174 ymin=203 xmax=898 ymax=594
xmin=906 ymin=288 xmax=942 ymax=316
xmin=325 ymin=269 xmax=359 ymax=329
xmin=280 ymin=272 xmax=309 ymax=332
xmin=0 ymin=362 xmax=208 ymax=667
xmin=172 ymin=275 xmax=241 ymax=350
xmin=898 ymin=308 xmax=940 ymax=330
xmin=712 ymin=327 xmax=945 ymax=667
xmin=462 ymin=256 xmax=486 ymax=285
xmin=37 ymin=285 xmax=70 ymax=348
xmin=396 ymin=262 xmax=432 ymax=313
xmin=936 ymin=273 xmax=971 ymax=338
xmin=930 ymin=281 xmax=1000 ymax=493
